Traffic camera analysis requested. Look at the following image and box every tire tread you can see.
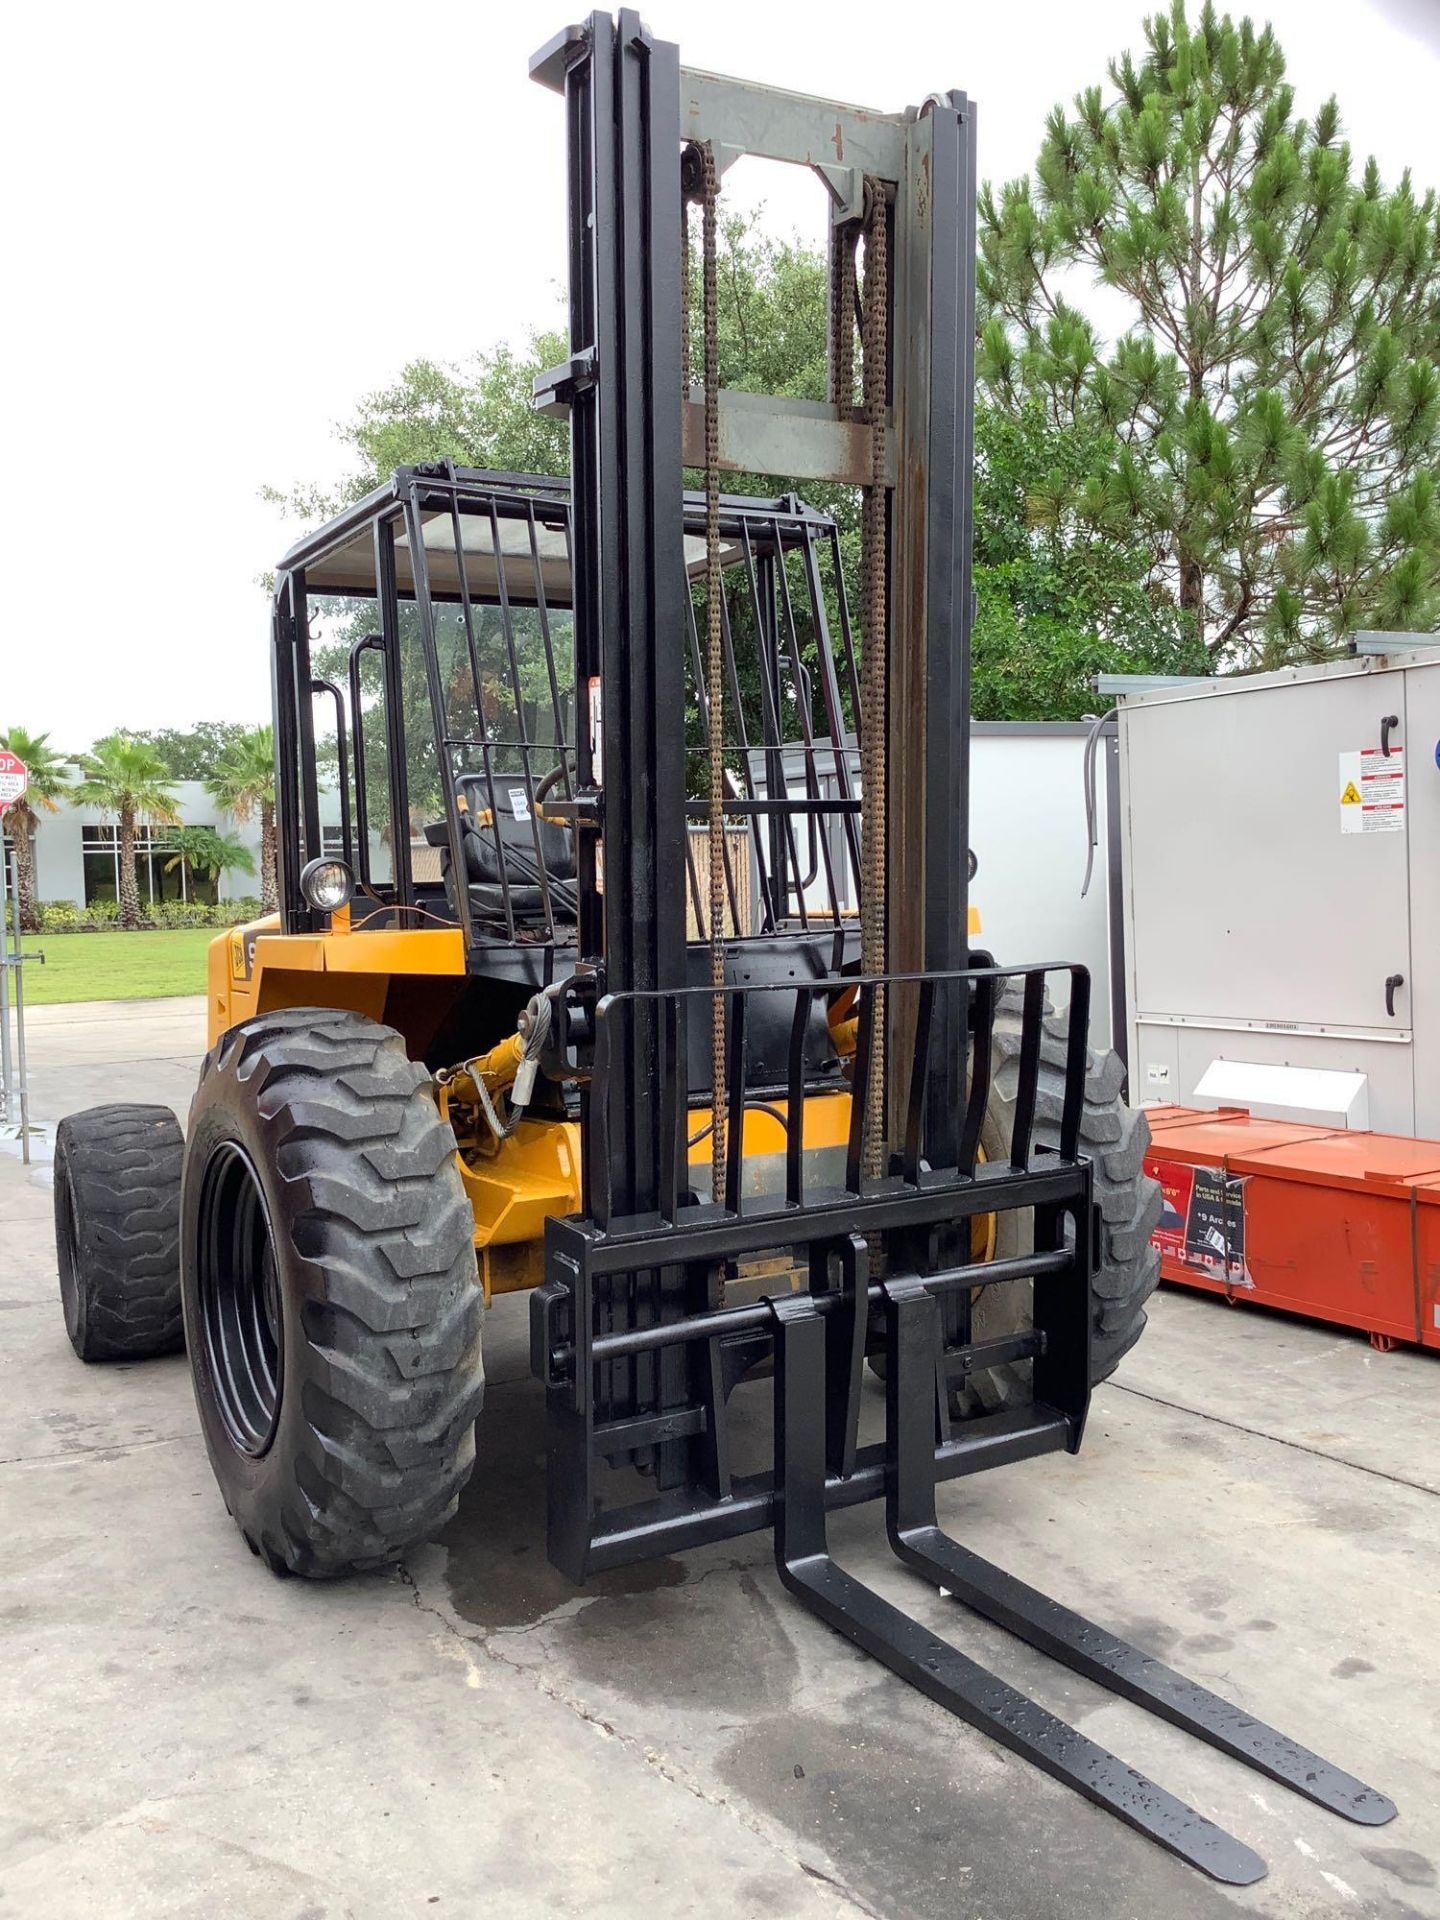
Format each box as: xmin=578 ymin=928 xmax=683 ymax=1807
xmin=54 ymin=1103 xmax=184 ymax=1361
xmin=989 ymin=987 xmax=1160 ymax=1386
xmin=184 ymin=1008 xmax=483 ymax=1578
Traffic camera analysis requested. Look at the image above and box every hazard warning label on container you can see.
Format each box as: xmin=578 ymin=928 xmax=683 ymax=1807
xmin=1339 ymin=747 xmax=1405 ymax=834
xmin=1151 ymin=1159 xmax=1252 ymax=1286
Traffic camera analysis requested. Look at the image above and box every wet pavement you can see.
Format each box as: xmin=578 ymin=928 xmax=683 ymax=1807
xmin=1 ymin=998 xmax=1436 ymax=1919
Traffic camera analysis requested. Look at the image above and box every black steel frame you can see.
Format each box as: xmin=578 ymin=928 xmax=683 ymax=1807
xmin=773 ymin=1276 xmax=1392 ymax=1883
xmin=271 ymin=465 xmax=863 ymax=966
xmin=529 ymin=949 xmax=1394 ymax=1880
xmin=272 ymin=467 xmax=572 ymax=942
xmin=519 ymin=8 xmax=1397 ymax=1881
xmin=532 ymin=957 xmax=1095 ymax=1577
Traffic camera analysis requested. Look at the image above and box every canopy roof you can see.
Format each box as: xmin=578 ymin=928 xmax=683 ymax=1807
xmin=274 ymin=466 xmax=824 ymax=607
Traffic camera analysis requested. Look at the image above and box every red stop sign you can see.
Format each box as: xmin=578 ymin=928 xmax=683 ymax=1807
xmin=0 ymin=750 xmax=28 ymax=811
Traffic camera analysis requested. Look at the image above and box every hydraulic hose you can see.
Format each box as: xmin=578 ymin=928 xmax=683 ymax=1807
xmin=438 ymin=992 xmax=554 ymax=1143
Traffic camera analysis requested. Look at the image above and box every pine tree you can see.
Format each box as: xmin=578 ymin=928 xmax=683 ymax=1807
xmin=978 ymin=1 xmax=1440 ymax=666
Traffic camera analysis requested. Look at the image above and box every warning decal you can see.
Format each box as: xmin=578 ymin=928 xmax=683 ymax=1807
xmin=1151 ymin=1159 xmax=1252 ymax=1287
xmin=1339 ymin=747 xmax=1405 ymax=834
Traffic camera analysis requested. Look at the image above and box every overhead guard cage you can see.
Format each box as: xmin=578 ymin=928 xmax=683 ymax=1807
xmin=270 ymin=468 xmax=874 ymax=959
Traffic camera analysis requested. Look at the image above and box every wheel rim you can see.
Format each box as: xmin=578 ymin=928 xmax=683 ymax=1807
xmin=57 ymin=1170 xmax=81 ymax=1341
xmin=196 ymin=1141 xmax=283 ymax=1456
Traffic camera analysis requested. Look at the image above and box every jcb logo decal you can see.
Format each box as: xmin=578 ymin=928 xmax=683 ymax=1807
xmin=230 ymin=934 xmax=257 ymax=982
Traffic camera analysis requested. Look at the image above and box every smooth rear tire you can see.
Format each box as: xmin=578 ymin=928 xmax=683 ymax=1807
xmin=181 ymin=1008 xmax=484 ymax=1578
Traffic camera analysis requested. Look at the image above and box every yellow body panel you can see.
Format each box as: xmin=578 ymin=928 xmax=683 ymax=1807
xmin=207 ymin=913 xmax=990 ymax=1301
xmin=684 ymin=1090 xmax=853 ymax=1160
xmin=211 ymin=907 xmax=980 ymax=1049
xmin=209 ymin=920 xmax=466 ymax=1046
xmin=458 ymin=1091 xmax=854 ymax=1294
xmin=460 ymin=1118 xmax=584 ymax=1297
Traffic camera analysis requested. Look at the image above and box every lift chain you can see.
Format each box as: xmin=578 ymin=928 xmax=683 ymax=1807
xmin=828 ymin=222 xmax=858 ymax=408
xmin=859 ymin=178 xmax=892 ymax=1178
xmin=701 ymin=141 xmax=727 ymax=1202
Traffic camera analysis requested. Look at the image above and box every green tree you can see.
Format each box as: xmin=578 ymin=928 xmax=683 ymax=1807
xmin=70 ymin=736 xmax=179 ymax=931
xmin=978 ymin=1 xmax=1440 ymax=666
xmin=287 ymin=217 xmax=852 ymax=826
xmin=683 ymin=214 xmax=835 ymax=488
xmin=279 ymin=212 xmax=1199 ymax=730
xmin=158 ymin=824 xmax=256 ymax=901
xmin=0 ymin=727 xmax=72 ymax=933
xmin=266 ymin=335 xmax=570 ymax=525
xmin=204 ymin=726 xmax=278 ymax=913
xmin=973 ymin=404 xmax=1206 ymax=716
xmin=123 ymin=722 xmax=253 ymax=782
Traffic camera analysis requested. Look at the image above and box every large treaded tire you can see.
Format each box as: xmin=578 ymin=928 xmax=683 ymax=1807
xmin=180 ymin=1008 xmax=484 ymax=1578
xmin=968 ymin=985 xmax=1161 ymax=1403
xmin=54 ymin=1104 xmax=185 ymax=1362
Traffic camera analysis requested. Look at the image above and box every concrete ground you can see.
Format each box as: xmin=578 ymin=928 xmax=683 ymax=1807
xmin=1 ymin=997 xmax=1437 ymax=1920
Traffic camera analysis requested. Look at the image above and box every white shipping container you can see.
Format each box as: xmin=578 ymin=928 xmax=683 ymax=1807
xmin=1116 ymin=647 xmax=1440 ymax=1133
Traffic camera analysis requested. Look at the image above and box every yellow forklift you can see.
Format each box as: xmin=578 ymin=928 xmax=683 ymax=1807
xmin=50 ymin=12 xmax=1392 ymax=1881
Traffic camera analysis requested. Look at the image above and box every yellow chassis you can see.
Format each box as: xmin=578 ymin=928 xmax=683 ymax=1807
xmin=210 ymin=907 xmax=984 ymax=1301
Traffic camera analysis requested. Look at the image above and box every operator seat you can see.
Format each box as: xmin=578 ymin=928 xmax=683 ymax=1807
xmin=426 ymin=776 xmax=577 ymax=932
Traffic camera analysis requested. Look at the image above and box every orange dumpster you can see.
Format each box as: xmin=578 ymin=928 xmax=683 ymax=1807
xmin=1142 ymin=1107 xmax=1440 ymax=1352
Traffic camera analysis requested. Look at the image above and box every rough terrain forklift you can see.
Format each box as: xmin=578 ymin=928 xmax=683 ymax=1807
xmin=50 ymin=13 xmax=1393 ymax=1881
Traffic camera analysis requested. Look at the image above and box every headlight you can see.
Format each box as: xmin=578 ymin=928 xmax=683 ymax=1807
xmin=299 ymin=857 xmax=354 ymax=913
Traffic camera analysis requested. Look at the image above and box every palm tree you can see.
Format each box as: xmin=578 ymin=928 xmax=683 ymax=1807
xmin=70 ymin=735 xmax=179 ymax=931
xmin=159 ymin=825 xmax=256 ymax=901
xmin=0 ymin=727 xmax=71 ymax=933
xmin=204 ymin=724 xmax=277 ymax=912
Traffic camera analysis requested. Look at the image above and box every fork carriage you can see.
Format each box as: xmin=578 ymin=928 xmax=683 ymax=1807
xmin=534 ymin=960 xmax=1097 ymax=1579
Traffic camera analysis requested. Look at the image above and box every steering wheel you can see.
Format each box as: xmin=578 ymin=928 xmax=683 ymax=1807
xmin=535 ymin=760 xmax=575 ymax=805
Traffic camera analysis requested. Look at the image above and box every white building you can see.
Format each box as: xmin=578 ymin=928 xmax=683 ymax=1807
xmin=3 ymin=779 xmax=400 ymax=914
xmin=4 ymin=780 xmax=264 ymax=911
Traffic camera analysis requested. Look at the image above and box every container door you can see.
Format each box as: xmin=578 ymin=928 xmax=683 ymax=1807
xmin=1123 ymin=672 xmax=1414 ymax=1108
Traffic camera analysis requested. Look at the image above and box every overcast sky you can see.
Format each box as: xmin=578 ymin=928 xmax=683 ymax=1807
xmin=4 ymin=0 xmax=1438 ymax=752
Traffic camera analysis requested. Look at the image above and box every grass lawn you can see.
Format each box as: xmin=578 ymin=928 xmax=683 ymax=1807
xmin=19 ymin=928 xmax=216 ymax=1005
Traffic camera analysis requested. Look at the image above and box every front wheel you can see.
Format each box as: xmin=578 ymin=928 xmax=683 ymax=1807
xmin=181 ymin=1008 xmax=484 ymax=1578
